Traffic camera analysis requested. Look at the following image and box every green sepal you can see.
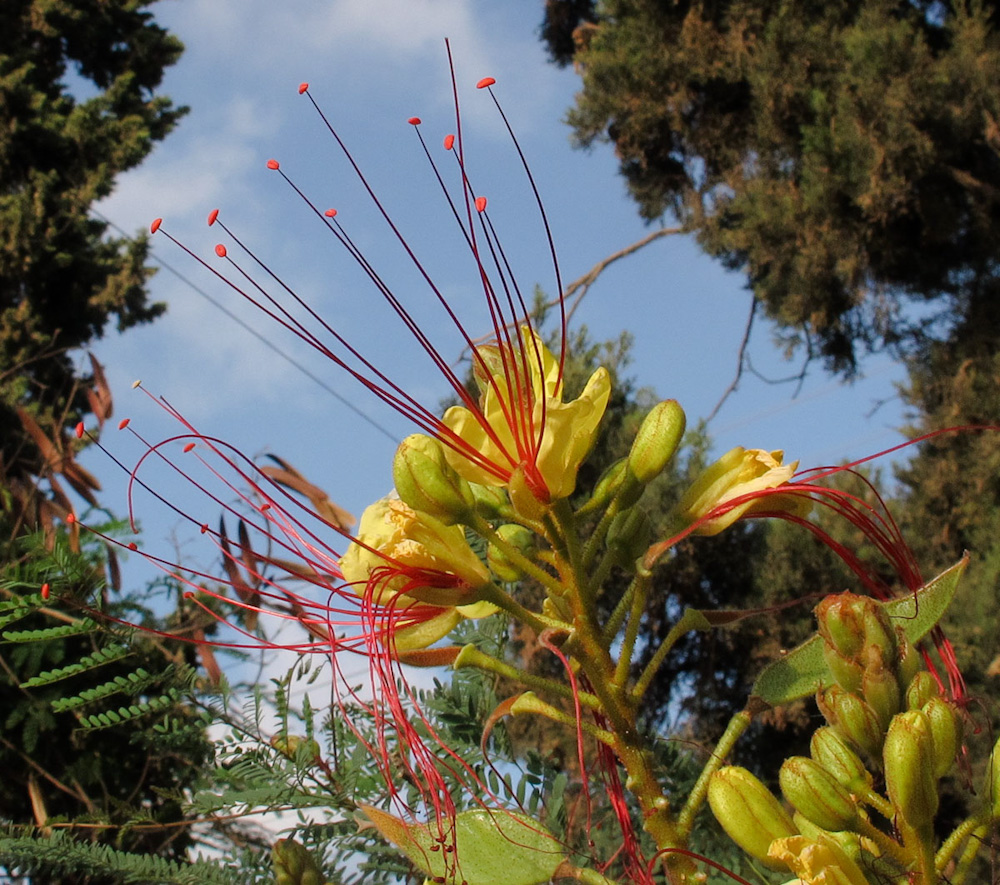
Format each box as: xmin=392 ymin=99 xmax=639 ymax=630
xmin=751 ymin=555 xmax=967 ymax=707
xmin=362 ymin=805 xmax=565 ymax=885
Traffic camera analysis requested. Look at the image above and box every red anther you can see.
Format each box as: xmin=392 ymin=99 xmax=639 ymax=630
xmin=475 ymin=196 xmax=487 ymax=212
xmin=66 ymin=513 xmax=76 ymax=525
xmin=118 ymin=418 xmax=130 ymax=430
xmin=183 ymin=442 xmax=196 ymax=453
xmin=150 ymin=218 xmax=162 ymax=233
xmin=259 ymin=502 xmax=272 ymax=512
xmin=40 ymin=583 xmax=50 ymax=600
xmin=74 ymin=421 xmax=85 ymax=439
xmin=443 ymin=134 xmax=455 ymax=151
xmin=200 ymin=523 xmax=209 ymax=534
xmin=183 ymin=590 xmax=195 ymax=600
xmin=476 ymin=77 xmax=496 ymax=89
xmin=298 ymin=82 xmax=309 ymax=94
xmin=207 ymin=208 xmax=219 ymax=226
xmin=127 ymin=542 xmax=138 ymax=551
xmin=266 ymin=159 xmax=280 ymax=170
xmin=324 ymin=208 xmax=338 ymax=218
xmin=215 ymin=244 xmax=227 ymax=258
xmin=408 ymin=116 xmax=421 ymax=125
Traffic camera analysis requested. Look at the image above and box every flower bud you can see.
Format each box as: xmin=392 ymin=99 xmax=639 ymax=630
xmin=859 ymin=605 xmax=898 ymax=668
xmin=905 ymin=670 xmax=939 ymax=710
xmin=810 ymin=727 xmax=873 ymax=794
xmin=707 ymin=766 xmax=798 ymax=869
xmin=606 ymin=507 xmax=653 ymax=568
xmin=272 ymin=838 xmax=324 ymax=885
xmin=469 ymin=481 xmax=510 ymax=518
xmin=768 ymin=834 xmax=871 ymax=885
xmin=816 ymin=594 xmax=866 ymax=660
xmin=896 ymin=633 xmax=922 ymax=691
xmin=921 ymin=696 xmax=962 ymax=779
xmin=817 ymin=686 xmax=885 ymax=760
xmin=487 ymin=523 xmax=536 ymax=582
xmin=270 ymin=734 xmax=322 ymax=764
xmin=861 ymin=657 xmax=902 ymax=730
xmin=780 ymin=756 xmax=859 ymax=832
xmin=393 ymin=434 xmax=475 ymax=524
xmin=822 ymin=645 xmax=865 ymax=694
xmin=627 ymin=399 xmax=685 ymax=484
xmin=984 ymin=735 xmax=1000 ymax=818
xmin=884 ymin=710 xmax=938 ymax=833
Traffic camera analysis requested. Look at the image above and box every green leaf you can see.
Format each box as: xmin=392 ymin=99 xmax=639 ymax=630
xmin=751 ymin=555 xmax=968 ymax=707
xmin=362 ymin=805 xmax=565 ymax=885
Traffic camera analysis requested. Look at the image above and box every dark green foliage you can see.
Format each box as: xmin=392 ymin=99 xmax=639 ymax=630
xmin=543 ymin=0 xmax=1000 ymax=375
xmin=0 ymin=0 xmax=184 ymax=486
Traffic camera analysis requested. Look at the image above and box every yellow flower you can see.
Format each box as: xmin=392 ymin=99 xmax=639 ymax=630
xmin=339 ymin=497 xmax=496 ymax=650
xmin=441 ymin=329 xmax=610 ymax=503
xmin=675 ymin=447 xmax=806 ymax=536
xmin=768 ymin=835 xmax=872 ymax=885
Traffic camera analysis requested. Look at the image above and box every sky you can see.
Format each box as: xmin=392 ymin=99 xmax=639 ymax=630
xmin=85 ymin=0 xmax=912 ymax=587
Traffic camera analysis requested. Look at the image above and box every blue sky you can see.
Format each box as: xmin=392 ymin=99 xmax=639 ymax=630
xmin=86 ymin=0 xmax=910 ymax=574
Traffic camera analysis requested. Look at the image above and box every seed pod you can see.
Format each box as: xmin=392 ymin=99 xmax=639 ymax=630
xmin=810 ymin=726 xmax=873 ymax=794
xmin=393 ymin=434 xmax=475 ymax=524
xmin=921 ymin=696 xmax=962 ymax=779
xmin=884 ymin=710 xmax=939 ymax=833
xmin=627 ymin=399 xmax=686 ymax=484
xmin=708 ymin=766 xmax=798 ymax=869
xmin=780 ymin=756 xmax=859 ymax=832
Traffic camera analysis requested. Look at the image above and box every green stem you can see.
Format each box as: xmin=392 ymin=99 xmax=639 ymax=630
xmin=453 ymin=645 xmax=601 ymax=709
xmin=950 ymin=822 xmax=990 ymax=885
xmin=633 ymin=608 xmax=712 ymax=702
xmin=936 ymin=812 xmax=990 ymax=875
xmin=854 ymin=818 xmax=911 ymax=870
xmin=613 ymin=570 xmax=650 ymax=687
xmin=580 ymin=497 xmax=621 ymax=573
xmin=469 ymin=514 xmax=565 ymax=597
xmin=476 ymin=582 xmax=567 ymax=636
xmin=509 ymin=692 xmax=615 ymax=745
xmin=859 ymin=789 xmax=896 ymax=822
xmin=677 ymin=709 xmax=750 ymax=838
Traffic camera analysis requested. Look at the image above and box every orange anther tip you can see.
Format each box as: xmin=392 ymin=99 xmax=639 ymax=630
xmin=408 ymin=116 xmax=421 ymax=125
xmin=207 ymin=208 xmax=219 ymax=226
xmin=183 ymin=442 xmax=196 ymax=452
xmin=298 ymin=82 xmax=309 ymax=94
xmin=40 ymin=583 xmax=50 ymax=600
xmin=475 ymin=196 xmax=487 ymax=212
xmin=118 ymin=418 xmax=130 ymax=430
xmin=150 ymin=218 xmax=162 ymax=233
xmin=131 ymin=379 xmax=141 ymax=389
xmin=443 ymin=134 xmax=455 ymax=150
xmin=184 ymin=590 xmax=194 ymax=599
xmin=127 ymin=542 xmax=138 ymax=551
xmin=267 ymin=159 xmax=280 ymax=170
xmin=324 ymin=208 xmax=337 ymax=218
xmin=75 ymin=421 xmax=85 ymax=439
xmin=215 ymin=244 xmax=227 ymax=258
xmin=260 ymin=503 xmax=272 ymax=512
xmin=66 ymin=513 xmax=76 ymax=524
xmin=200 ymin=523 xmax=209 ymax=534
xmin=476 ymin=77 xmax=496 ymax=89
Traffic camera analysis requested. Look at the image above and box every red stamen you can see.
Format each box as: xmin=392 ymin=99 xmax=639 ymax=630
xmin=215 ymin=244 xmax=227 ymax=258
xmin=443 ymin=134 xmax=455 ymax=151
xmin=267 ymin=159 xmax=280 ymax=170
xmin=127 ymin=542 xmax=138 ymax=551
xmin=66 ymin=513 xmax=76 ymax=524
xmin=40 ymin=583 xmax=50 ymax=600
xmin=207 ymin=208 xmax=219 ymax=226
xmin=476 ymin=77 xmax=496 ymax=89
xmin=408 ymin=116 xmax=421 ymax=125
xmin=75 ymin=422 xmax=84 ymax=439
xmin=118 ymin=418 xmax=130 ymax=430
xmin=183 ymin=442 xmax=196 ymax=452
xmin=150 ymin=218 xmax=162 ymax=233
xmin=475 ymin=196 xmax=487 ymax=212
xmin=324 ymin=208 xmax=337 ymax=218
xmin=298 ymin=82 xmax=309 ymax=94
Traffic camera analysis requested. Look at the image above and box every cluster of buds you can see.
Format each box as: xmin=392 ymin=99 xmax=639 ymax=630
xmin=708 ymin=592 xmax=989 ymax=884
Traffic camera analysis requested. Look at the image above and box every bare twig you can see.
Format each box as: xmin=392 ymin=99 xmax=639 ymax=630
xmin=706 ymin=296 xmax=757 ymax=423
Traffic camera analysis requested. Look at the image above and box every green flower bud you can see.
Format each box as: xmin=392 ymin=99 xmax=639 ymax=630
xmin=780 ymin=756 xmax=859 ymax=832
xmin=896 ymin=632 xmax=922 ymax=691
xmin=272 ymin=838 xmax=324 ymax=885
xmin=859 ymin=605 xmax=898 ymax=668
xmin=905 ymin=670 xmax=939 ymax=711
xmin=707 ymin=766 xmax=798 ymax=869
xmin=270 ymin=734 xmax=322 ymax=764
xmin=822 ymin=645 xmax=865 ymax=694
xmin=816 ymin=594 xmax=866 ymax=660
xmin=468 ymin=481 xmax=510 ymax=518
xmin=984 ymin=735 xmax=1000 ymax=819
xmin=487 ymin=523 xmax=536 ymax=582
xmin=921 ymin=696 xmax=962 ymax=779
xmin=810 ymin=727 xmax=873 ymax=794
xmin=861 ymin=658 xmax=902 ymax=730
xmin=606 ymin=507 xmax=653 ymax=568
xmin=627 ymin=399 xmax=685 ymax=484
xmin=817 ymin=686 xmax=885 ymax=760
xmin=393 ymin=434 xmax=475 ymax=524
xmin=884 ymin=710 xmax=939 ymax=833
